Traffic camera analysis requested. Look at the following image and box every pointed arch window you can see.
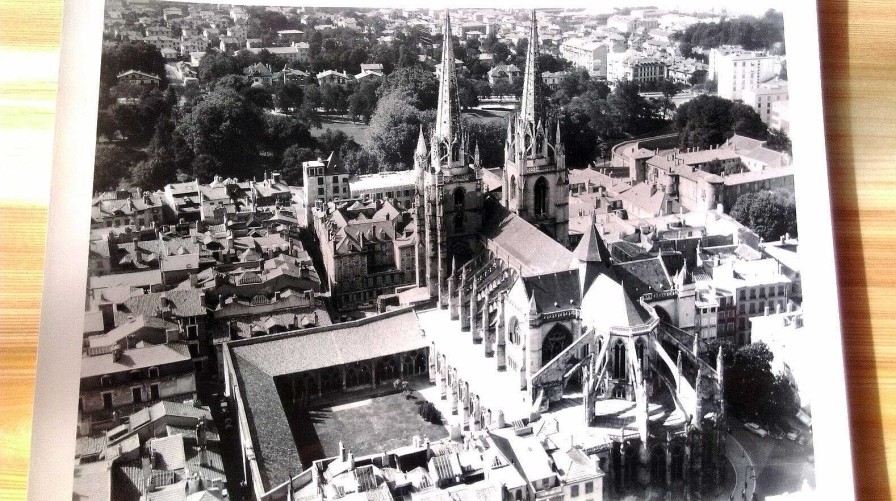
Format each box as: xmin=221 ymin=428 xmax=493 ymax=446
xmin=453 ymin=187 xmax=465 ymax=210
xmin=509 ymin=176 xmax=517 ymax=199
xmin=534 ymin=176 xmax=549 ymax=216
xmin=613 ymin=340 xmax=627 ymax=381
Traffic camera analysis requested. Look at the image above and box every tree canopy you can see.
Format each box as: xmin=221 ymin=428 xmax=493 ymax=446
xmin=730 ymin=190 xmax=798 ymax=242
xmin=100 ymin=41 xmax=167 ymax=89
xmin=722 ymin=342 xmax=799 ymax=427
xmin=365 ymin=91 xmax=427 ymax=167
xmin=673 ymin=10 xmax=785 ymax=55
xmin=377 ymin=67 xmax=439 ymax=110
xmin=176 ymin=89 xmax=266 ymax=178
xmin=674 ymin=94 xmax=768 ymax=149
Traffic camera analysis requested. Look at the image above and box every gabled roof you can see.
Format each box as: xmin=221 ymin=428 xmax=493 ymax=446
xmin=229 ymin=308 xmax=423 ymax=376
xmin=80 ymin=343 xmax=191 ymax=379
xmin=88 ymin=315 xmax=176 ymax=348
xmin=613 ymin=256 xmax=674 ymax=299
xmin=117 ymin=69 xmax=161 ymax=80
xmin=481 ymin=201 xmax=574 ymax=277
xmin=115 ymin=290 xmax=206 ymax=322
xmin=522 ymin=270 xmax=581 ymax=314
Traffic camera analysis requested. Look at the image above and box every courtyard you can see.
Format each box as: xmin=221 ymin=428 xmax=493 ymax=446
xmin=288 ymin=386 xmax=449 ymax=465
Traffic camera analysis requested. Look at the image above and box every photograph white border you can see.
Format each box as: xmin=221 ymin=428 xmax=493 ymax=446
xmin=27 ymin=1 xmax=855 ymax=499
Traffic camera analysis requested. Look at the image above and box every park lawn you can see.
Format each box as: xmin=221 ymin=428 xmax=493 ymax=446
xmin=298 ymin=391 xmax=448 ymax=461
xmin=312 ymin=116 xmax=370 ymax=143
xmin=310 ymin=110 xmax=510 ymax=146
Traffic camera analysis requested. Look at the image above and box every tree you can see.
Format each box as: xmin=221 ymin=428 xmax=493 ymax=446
xmin=730 ymin=190 xmax=798 ymax=242
xmin=281 ymin=145 xmax=318 ymax=184
xmin=457 ymin=76 xmax=480 ymax=109
xmin=672 ymin=12 xmax=785 ymax=52
xmin=99 ymin=41 xmax=167 ymax=89
xmin=319 ymin=83 xmax=349 ymax=114
xmin=263 ymin=114 xmax=315 ymax=160
xmin=364 ymin=90 xmax=425 ymax=167
xmin=176 ymin=89 xmax=266 ymax=178
xmin=703 ymin=158 xmax=747 ymax=176
xmin=464 ymin=117 xmax=507 ymax=167
xmin=348 ymin=79 xmax=381 ymax=123
xmin=242 ymin=85 xmax=275 ymax=109
xmin=674 ymin=94 xmax=768 ymax=149
xmin=606 ymin=80 xmax=663 ymax=137
xmin=342 ymin=148 xmax=383 ymax=176
xmin=688 ymin=70 xmax=708 ymax=86
xmin=377 ymin=67 xmax=439 ymax=110
xmin=96 ymin=110 xmax=117 ymax=141
xmin=93 ymin=144 xmax=133 ymax=191
xmin=730 ymin=102 xmax=769 ymax=140
xmin=315 ymin=129 xmax=355 ymax=159
xmin=197 ymin=51 xmax=240 ymax=83
xmin=558 ymin=97 xmax=601 ymax=167
xmin=724 ymin=342 xmax=799 ymax=427
xmin=765 ymin=128 xmax=792 ymax=155
xmin=213 ymin=74 xmax=250 ymax=92
xmin=276 ymin=82 xmax=305 ymax=112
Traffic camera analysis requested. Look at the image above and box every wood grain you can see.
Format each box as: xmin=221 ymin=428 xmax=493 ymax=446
xmin=0 ymin=0 xmax=894 ymax=500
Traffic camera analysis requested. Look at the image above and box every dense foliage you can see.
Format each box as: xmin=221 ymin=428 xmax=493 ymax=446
xmin=674 ymin=10 xmax=786 ymax=56
xmin=673 ymin=95 xmax=768 ymax=149
xmin=100 ymin=41 xmax=167 ymax=89
xmin=730 ymin=190 xmax=798 ymax=242
xmin=719 ymin=342 xmax=799 ymax=427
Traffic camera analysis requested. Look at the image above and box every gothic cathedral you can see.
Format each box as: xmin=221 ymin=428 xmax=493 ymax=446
xmin=413 ymin=10 xmax=570 ymax=308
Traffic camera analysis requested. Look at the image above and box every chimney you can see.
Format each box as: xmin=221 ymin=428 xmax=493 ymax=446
xmin=339 ymin=441 xmax=346 ymax=461
xmin=113 ymin=347 xmax=123 ymax=362
xmin=776 ymin=303 xmax=782 ymax=314
xmin=764 ymin=306 xmax=770 ymax=316
xmin=189 ymin=273 xmax=198 ymax=288
xmin=347 ymin=451 xmax=355 ymax=470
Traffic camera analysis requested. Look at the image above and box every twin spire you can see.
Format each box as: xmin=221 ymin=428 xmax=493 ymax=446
xmin=519 ymin=10 xmax=544 ymax=127
xmin=430 ymin=10 xmax=549 ymax=170
xmin=434 ymin=11 xmax=462 ymax=153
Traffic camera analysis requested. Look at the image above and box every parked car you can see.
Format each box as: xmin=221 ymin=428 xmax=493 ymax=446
xmin=770 ymin=424 xmax=785 ymax=440
xmin=743 ymin=422 xmax=768 ymax=437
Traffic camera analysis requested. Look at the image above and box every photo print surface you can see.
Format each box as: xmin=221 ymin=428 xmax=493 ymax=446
xmin=60 ymin=2 xmax=833 ymax=500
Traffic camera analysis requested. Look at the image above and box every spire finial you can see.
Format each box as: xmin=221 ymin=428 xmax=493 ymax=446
xmin=434 ymin=10 xmax=461 ymax=152
xmin=415 ymin=125 xmax=428 ymax=159
xmin=519 ymin=9 xmax=543 ymax=127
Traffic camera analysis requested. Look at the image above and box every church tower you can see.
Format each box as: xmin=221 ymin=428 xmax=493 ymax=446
xmin=502 ymin=10 xmax=569 ymax=247
xmin=419 ymin=10 xmax=485 ymax=307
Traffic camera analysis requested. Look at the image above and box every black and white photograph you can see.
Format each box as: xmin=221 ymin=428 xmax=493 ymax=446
xmin=26 ymin=1 xmax=854 ymax=500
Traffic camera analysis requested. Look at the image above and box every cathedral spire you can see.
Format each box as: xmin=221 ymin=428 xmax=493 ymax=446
xmin=519 ymin=10 xmax=543 ymax=127
xmin=434 ymin=10 xmax=462 ymax=155
xmin=415 ymin=125 xmax=428 ymax=159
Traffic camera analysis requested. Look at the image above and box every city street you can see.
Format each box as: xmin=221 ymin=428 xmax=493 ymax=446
xmin=726 ymin=419 xmax=815 ymax=499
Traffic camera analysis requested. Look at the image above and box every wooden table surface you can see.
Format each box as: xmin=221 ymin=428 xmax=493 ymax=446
xmin=1 ymin=0 xmax=894 ymax=499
